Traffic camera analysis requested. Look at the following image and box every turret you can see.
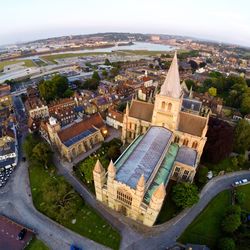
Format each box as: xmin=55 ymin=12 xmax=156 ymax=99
xmin=136 ymin=174 xmax=145 ymax=195
xmin=108 ymin=160 xmax=116 ymax=179
xmin=93 ymin=159 xmax=106 ymax=202
xmin=107 ymin=160 xmax=116 ymax=209
xmin=149 ymin=183 xmax=166 ymax=210
xmin=143 ymin=183 xmax=166 ymax=226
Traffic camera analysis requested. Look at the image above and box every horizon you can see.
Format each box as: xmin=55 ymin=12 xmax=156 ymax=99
xmin=1 ymin=0 xmax=250 ymax=47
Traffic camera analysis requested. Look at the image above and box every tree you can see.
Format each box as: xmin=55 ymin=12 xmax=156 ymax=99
xmin=240 ymin=95 xmax=250 ymax=114
xmin=202 ymin=117 xmax=233 ymax=164
xmin=172 ymin=182 xmax=199 ymax=209
xmin=197 ymin=166 xmax=208 ymax=184
xmin=104 ymin=58 xmax=111 ymax=65
xmin=221 ymin=213 xmax=241 ymax=233
xmin=107 ymin=145 xmax=121 ymax=161
xmin=92 ymin=71 xmax=101 ymax=81
xmin=22 ymin=134 xmax=41 ymax=159
xmin=32 ymin=142 xmax=53 ymax=168
xmin=208 ymin=87 xmax=217 ymax=97
xmin=38 ymin=75 xmax=71 ymax=103
xmin=185 ymin=79 xmax=195 ymax=90
xmin=218 ymin=238 xmax=235 ymax=250
xmin=188 ymin=60 xmax=198 ymax=72
xmin=79 ymin=157 xmax=96 ymax=183
xmin=234 ymin=119 xmax=250 ymax=153
xmin=102 ymin=69 xmax=108 ymax=78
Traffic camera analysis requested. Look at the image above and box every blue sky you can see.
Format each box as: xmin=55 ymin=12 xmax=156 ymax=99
xmin=1 ymin=0 xmax=250 ymax=46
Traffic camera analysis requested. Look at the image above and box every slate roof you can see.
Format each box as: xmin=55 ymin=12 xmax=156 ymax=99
xmin=58 ymin=113 xmax=104 ymax=145
xmin=115 ymin=126 xmax=172 ymax=189
xmin=129 ymin=100 xmax=154 ymax=122
xmin=178 ymin=111 xmax=207 ymax=137
xmin=176 ymin=146 xmax=197 ymax=167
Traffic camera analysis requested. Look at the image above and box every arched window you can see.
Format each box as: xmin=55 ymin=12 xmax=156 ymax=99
xmin=192 ymin=141 xmax=198 ymax=149
xmin=183 ymin=138 xmax=189 ymax=146
xmin=117 ymin=188 xmax=132 ymax=206
xmin=174 ymin=136 xmax=180 ymax=143
xmin=161 ymin=101 xmax=166 ymax=109
xmin=168 ymin=103 xmax=172 ymax=112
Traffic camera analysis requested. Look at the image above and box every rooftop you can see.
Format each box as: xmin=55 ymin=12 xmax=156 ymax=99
xmin=58 ymin=113 xmax=104 ymax=147
xmin=175 ymin=146 xmax=197 ymax=167
xmin=178 ymin=111 xmax=207 ymax=137
xmin=115 ymin=126 xmax=172 ymax=189
xmin=144 ymin=143 xmax=179 ymax=203
xmin=129 ymin=99 xmax=154 ymax=122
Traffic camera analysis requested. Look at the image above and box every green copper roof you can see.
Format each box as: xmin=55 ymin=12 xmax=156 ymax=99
xmin=144 ymin=143 xmax=179 ymax=204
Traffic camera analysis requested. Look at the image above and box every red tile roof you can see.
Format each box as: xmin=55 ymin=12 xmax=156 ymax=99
xmin=58 ymin=113 xmax=105 ymax=143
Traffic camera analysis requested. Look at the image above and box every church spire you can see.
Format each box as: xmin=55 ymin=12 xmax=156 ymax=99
xmin=160 ymin=51 xmax=182 ymax=99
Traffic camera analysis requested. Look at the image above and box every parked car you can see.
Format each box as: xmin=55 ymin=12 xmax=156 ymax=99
xmin=70 ymin=245 xmax=82 ymax=250
xmin=232 ymin=179 xmax=249 ymax=187
xmin=18 ymin=228 xmax=27 ymax=240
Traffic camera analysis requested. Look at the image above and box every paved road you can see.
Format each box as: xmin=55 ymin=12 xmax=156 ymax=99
xmin=0 ymin=160 xmax=109 ymax=250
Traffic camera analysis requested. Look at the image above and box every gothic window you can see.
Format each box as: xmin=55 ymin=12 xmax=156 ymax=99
xmin=183 ymin=138 xmax=189 ymax=146
xmin=173 ymin=166 xmax=181 ymax=178
xmin=168 ymin=103 xmax=172 ymax=112
xmin=182 ymin=170 xmax=189 ymax=180
xmin=161 ymin=101 xmax=166 ymax=109
xmin=174 ymin=136 xmax=180 ymax=143
xmin=192 ymin=141 xmax=198 ymax=149
xmin=117 ymin=189 xmax=132 ymax=206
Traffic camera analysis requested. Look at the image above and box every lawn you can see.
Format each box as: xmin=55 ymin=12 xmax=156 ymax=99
xmin=236 ymin=184 xmax=250 ymax=211
xmin=156 ymin=193 xmax=180 ymax=224
xmin=117 ymin=50 xmax=166 ymax=56
xmin=25 ymin=237 xmax=49 ymax=250
xmin=205 ymin=157 xmax=249 ymax=175
xmin=178 ymin=190 xmax=231 ymax=248
xmin=0 ymin=60 xmax=35 ymax=71
xmin=41 ymin=52 xmax=110 ymax=64
xmin=29 ymin=164 xmax=121 ymax=250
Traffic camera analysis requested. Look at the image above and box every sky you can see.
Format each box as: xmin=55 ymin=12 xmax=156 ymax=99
xmin=1 ymin=0 xmax=250 ymax=47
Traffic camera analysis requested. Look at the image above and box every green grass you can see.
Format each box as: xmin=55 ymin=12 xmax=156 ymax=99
xmin=116 ymin=50 xmax=166 ymax=56
xmin=41 ymin=52 xmax=110 ymax=63
xmin=178 ymin=190 xmax=231 ymax=248
xmin=236 ymin=184 xmax=250 ymax=211
xmin=29 ymin=164 xmax=121 ymax=250
xmin=0 ymin=60 xmax=35 ymax=71
xmin=156 ymin=194 xmax=180 ymax=224
xmin=25 ymin=237 xmax=49 ymax=250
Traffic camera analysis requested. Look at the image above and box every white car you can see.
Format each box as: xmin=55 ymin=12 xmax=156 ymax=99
xmin=233 ymin=179 xmax=248 ymax=186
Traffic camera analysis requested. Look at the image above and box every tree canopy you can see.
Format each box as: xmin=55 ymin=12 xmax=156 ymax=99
xmin=218 ymin=238 xmax=236 ymax=250
xmin=202 ymin=117 xmax=233 ymax=164
xmin=233 ymin=119 xmax=250 ymax=153
xmin=38 ymin=75 xmax=73 ymax=103
xmin=172 ymin=182 xmax=199 ymax=209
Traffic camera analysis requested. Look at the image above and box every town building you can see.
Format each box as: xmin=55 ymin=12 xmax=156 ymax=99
xmin=46 ymin=113 xmax=107 ymax=162
xmin=0 ymin=85 xmax=12 ymax=111
xmin=25 ymin=88 xmax=49 ymax=119
xmin=106 ymin=107 xmax=123 ymax=129
xmin=93 ymin=53 xmax=209 ymax=226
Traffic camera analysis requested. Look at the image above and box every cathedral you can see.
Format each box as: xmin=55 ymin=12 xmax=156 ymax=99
xmin=93 ymin=52 xmax=209 ymax=226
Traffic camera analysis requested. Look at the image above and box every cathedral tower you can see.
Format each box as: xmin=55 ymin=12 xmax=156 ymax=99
xmin=152 ymin=52 xmax=183 ymax=130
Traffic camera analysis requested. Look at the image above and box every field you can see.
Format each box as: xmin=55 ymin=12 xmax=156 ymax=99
xmin=41 ymin=52 xmax=110 ymax=63
xmin=29 ymin=164 xmax=121 ymax=250
xmin=116 ymin=49 xmax=166 ymax=56
xmin=25 ymin=237 xmax=49 ymax=250
xmin=0 ymin=60 xmax=35 ymax=71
